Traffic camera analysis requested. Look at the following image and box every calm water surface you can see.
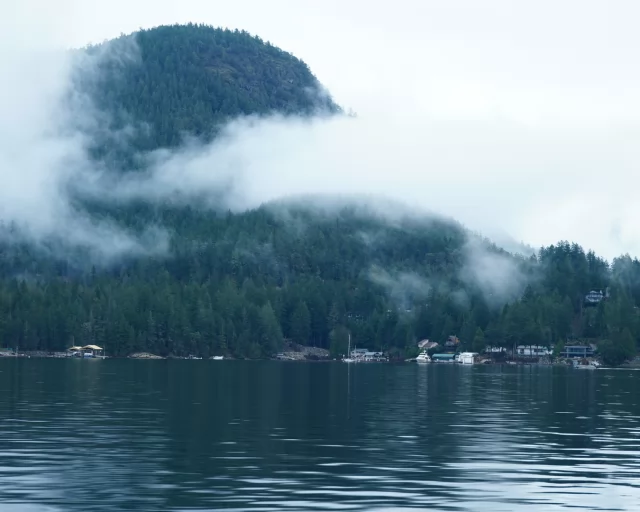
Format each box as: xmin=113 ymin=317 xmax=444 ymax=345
xmin=0 ymin=360 xmax=639 ymax=511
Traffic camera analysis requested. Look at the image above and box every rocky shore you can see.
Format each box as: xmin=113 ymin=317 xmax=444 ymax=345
xmin=275 ymin=342 xmax=331 ymax=361
xmin=128 ymin=352 xmax=164 ymax=359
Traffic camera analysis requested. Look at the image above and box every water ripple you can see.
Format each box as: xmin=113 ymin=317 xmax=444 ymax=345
xmin=0 ymin=360 xmax=639 ymax=511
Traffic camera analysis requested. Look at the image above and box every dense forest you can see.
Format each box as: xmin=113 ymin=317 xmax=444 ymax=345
xmin=1 ymin=24 xmax=638 ymax=365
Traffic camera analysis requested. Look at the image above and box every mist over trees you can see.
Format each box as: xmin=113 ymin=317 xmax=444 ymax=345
xmin=0 ymin=24 xmax=638 ymax=364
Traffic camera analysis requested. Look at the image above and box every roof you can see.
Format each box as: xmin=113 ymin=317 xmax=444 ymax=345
xmin=83 ymin=345 xmax=103 ymax=350
xmin=432 ymin=353 xmax=456 ymax=359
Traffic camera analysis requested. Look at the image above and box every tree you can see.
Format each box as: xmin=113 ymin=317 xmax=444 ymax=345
xmin=259 ymin=302 xmax=284 ymax=355
xmin=472 ymin=327 xmax=485 ymax=353
xmin=289 ymin=301 xmax=311 ymax=345
xmin=553 ymin=340 xmax=565 ymax=359
xmin=329 ymin=325 xmax=349 ymax=358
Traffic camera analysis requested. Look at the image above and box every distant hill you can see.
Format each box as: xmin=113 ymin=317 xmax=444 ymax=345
xmin=79 ymin=24 xmax=340 ymax=156
xmin=0 ymin=25 xmax=637 ymax=365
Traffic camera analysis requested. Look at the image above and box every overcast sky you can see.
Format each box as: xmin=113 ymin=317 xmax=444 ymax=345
xmin=4 ymin=1 xmax=640 ymax=259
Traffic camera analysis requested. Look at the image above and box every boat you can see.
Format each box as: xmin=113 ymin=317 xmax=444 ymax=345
xmin=211 ymin=356 xmax=224 ymax=361
xmin=573 ymin=359 xmax=599 ymax=370
xmin=343 ymin=334 xmax=356 ymax=363
xmin=416 ymin=350 xmax=431 ymax=363
xmin=68 ymin=345 xmax=106 ymax=359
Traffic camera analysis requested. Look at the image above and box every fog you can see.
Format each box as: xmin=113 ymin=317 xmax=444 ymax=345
xmin=2 ymin=1 xmax=640 ymax=262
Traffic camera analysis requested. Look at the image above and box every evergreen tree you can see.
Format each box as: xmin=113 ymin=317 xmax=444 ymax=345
xmin=259 ymin=302 xmax=284 ymax=355
xmin=289 ymin=301 xmax=311 ymax=345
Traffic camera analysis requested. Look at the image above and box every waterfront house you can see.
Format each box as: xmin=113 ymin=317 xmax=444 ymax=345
xmin=66 ymin=345 xmax=84 ymax=357
xmin=458 ymin=352 xmax=478 ymax=365
xmin=67 ymin=345 xmax=105 ymax=358
xmin=560 ymin=344 xmax=595 ymax=359
xmin=516 ymin=345 xmax=552 ymax=357
xmin=350 ymin=348 xmax=368 ymax=359
xmin=350 ymin=348 xmax=385 ymax=361
xmin=417 ymin=339 xmax=439 ymax=350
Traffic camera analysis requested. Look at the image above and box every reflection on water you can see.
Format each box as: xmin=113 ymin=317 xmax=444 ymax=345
xmin=0 ymin=360 xmax=639 ymax=511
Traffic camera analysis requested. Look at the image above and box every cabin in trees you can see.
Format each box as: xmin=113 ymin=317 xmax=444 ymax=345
xmin=444 ymin=335 xmax=460 ymax=349
xmin=584 ymin=288 xmax=609 ymax=306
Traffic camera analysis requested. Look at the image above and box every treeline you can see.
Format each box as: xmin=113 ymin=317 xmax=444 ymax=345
xmin=0 ymin=207 xmax=469 ymax=357
xmin=0 ymin=207 xmax=639 ymax=365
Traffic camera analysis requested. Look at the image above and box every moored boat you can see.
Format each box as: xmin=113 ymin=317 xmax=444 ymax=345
xmin=416 ymin=350 xmax=431 ymax=363
xmin=343 ymin=334 xmax=356 ymax=363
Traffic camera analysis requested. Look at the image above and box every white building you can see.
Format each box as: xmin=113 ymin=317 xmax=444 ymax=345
xmin=458 ymin=352 xmax=478 ymax=365
xmin=516 ymin=345 xmax=551 ymax=357
xmin=350 ymin=348 xmax=385 ymax=361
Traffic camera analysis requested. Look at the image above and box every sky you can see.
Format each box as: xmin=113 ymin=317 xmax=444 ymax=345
xmin=3 ymin=0 xmax=640 ymax=260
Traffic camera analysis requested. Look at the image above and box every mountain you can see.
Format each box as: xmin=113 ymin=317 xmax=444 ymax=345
xmin=0 ymin=24 xmax=638 ymax=365
xmin=78 ymin=23 xmax=340 ymax=159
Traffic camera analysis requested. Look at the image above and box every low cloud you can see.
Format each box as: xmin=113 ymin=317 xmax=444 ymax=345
xmin=79 ymin=107 xmax=640 ymax=263
xmin=366 ymin=233 xmax=531 ymax=311
xmin=4 ymin=6 xmax=640 ymax=266
xmin=368 ymin=266 xmax=432 ymax=310
xmin=459 ymin=238 xmax=531 ymax=307
xmin=0 ymin=29 xmax=167 ymax=263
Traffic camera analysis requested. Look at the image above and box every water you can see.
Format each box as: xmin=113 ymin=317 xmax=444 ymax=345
xmin=0 ymin=360 xmax=639 ymax=511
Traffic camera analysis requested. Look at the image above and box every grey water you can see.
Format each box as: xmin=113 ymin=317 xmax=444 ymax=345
xmin=0 ymin=360 xmax=639 ymax=511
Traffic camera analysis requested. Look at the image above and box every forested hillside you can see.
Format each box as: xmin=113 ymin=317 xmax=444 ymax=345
xmin=79 ymin=23 xmax=339 ymax=160
xmin=0 ymin=24 xmax=638 ymax=364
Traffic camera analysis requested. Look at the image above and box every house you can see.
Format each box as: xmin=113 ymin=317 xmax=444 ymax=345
xmin=417 ymin=339 xmax=439 ymax=350
xmin=444 ymin=335 xmax=460 ymax=348
xmin=363 ymin=351 xmax=385 ymax=361
xmin=560 ymin=344 xmax=595 ymax=359
xmin=350 ymin=349 xmax=385 ymax=361
xmin=516 ymin=345 xmax=552 ymax=357
xmin=350 ymin=348 xmax=368 ymax=358
xmin=585 ymin=290 xmax=604 ymax=304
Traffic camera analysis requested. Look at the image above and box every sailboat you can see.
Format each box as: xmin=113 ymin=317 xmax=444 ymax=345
xmin=343 ymin=334 xmax=355 ymax=363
